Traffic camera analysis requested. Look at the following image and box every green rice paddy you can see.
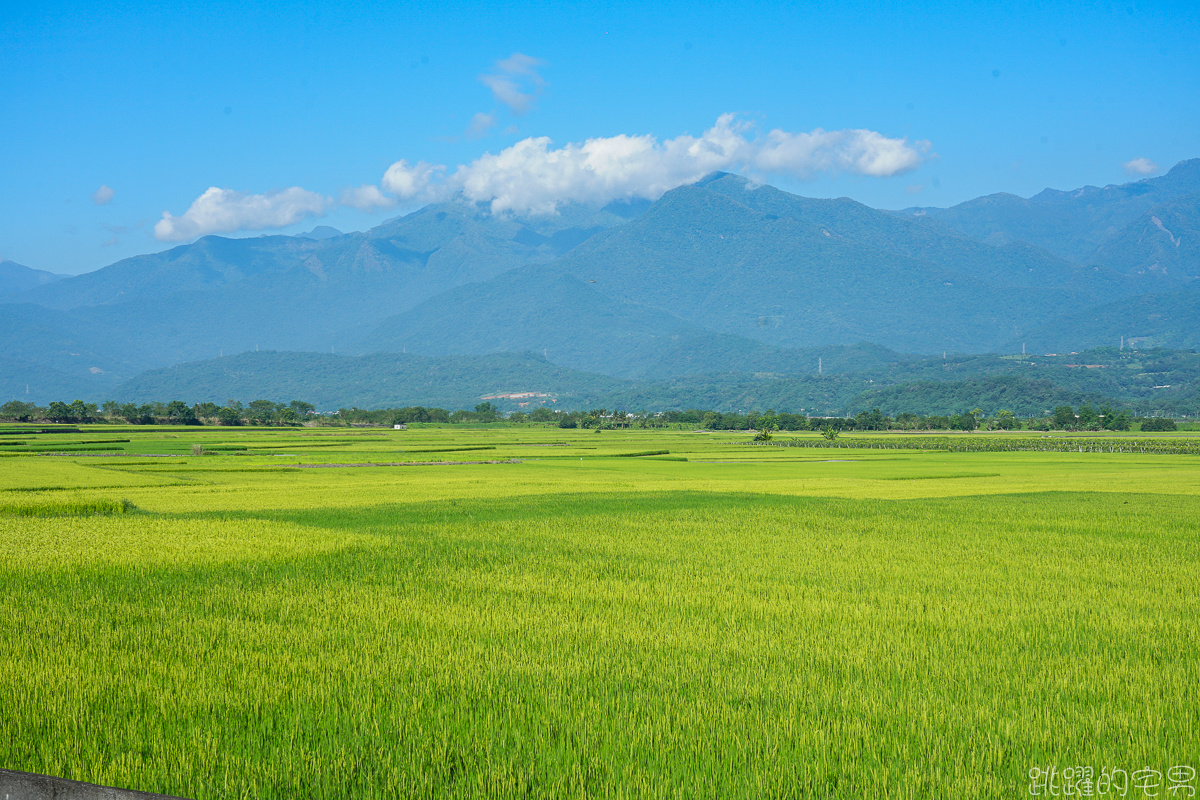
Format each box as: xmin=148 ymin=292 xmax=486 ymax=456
xmin=2 ymin=425 xmax=1198 ymax=798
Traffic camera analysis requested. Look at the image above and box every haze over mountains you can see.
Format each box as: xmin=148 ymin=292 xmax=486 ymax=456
xmin=3 ymin=160 xmax=1198 ymax=410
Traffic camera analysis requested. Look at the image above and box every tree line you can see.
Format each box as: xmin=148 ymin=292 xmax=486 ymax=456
xmin=0 ymin=398 xmax=1179 ymax=432
xmin=0 ymin=399 xmax=316 ymax=426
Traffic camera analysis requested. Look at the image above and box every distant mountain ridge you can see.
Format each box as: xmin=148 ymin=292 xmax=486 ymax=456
xmin=899 ymin=158 xmax=1200 ymax=265
xmin=0 ymin=260 xmax=66 ymax=298
xmin=3 ymin=161 xmax=1200 ymax=406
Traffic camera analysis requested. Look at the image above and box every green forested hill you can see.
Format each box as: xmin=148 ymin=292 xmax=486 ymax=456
xmin=112 ymin=351 xmax=629 ymax=411
xmin=1012 ymin=289 xmax=1200 ymax=353
xmin=108 ymin=346 xmax=1200 ymax=416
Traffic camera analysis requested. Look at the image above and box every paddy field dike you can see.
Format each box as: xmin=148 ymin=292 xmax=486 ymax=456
xmin=2 ymin=424 xmax=1198 ymax=798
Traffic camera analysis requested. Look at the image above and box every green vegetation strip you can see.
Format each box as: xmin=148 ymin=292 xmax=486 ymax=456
xmin=0 ymin=498 xmax=134 ymax=516
xmin=297 ymin=460 xmax=520 ymax=468
xmin=244 ymin=442 xmax=349 ymax=449
xmin=20 ymin=446 xmax=127 ymax=453
xmin=403 ymin=446 xmax=498 ymax=453
xmin=750 ymin=435 xmax=1200 ymax=454
xmin=87 ymin=461 xmax=187 ymax=467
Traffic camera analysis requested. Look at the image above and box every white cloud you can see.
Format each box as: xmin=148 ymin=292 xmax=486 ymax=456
xmin=1123 ymin=157 xmax=1159 ymax=176
xmin=749 ymin=126 xmax=930 ymax=178
xmin=340 ymin=184 xmax=396 ymax=211
xmin=479 ymin=52 xmax=546 ymax=115
xmin=91 ymin=185 xmax=114 ymax=205
xmin=380 ymin=160 xmax=445 ymax=200
xmin=466 ymin=112 xmax=497 ymax=139
xmin=154 ymin=186 xmax=331 ymax=242
xmin=375 ymin=114 xmax=930 ymax=216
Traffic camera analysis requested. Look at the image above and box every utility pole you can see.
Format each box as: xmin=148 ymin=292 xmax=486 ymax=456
xmin=818 ymin=357 xmax=822 ymax=375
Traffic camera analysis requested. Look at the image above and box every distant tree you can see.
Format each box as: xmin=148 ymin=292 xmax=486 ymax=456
xmin=776 ymin=412 xmax=808 ymax=431
xmin=557 ymin=417 xmax=577 ymax=429
xmin=46 ymin=401 xmax=73 ymax=423
xmin=166 ymin=400 xmax=199 ymax=425
xmin=1053 ymin=406 xmax=1076 ymax=430
xmin=950 ymin=412 xmax=978 ymax=431
xmin=1077 ymin=404 xmax=1101 ymax=430
xmin=854 ymin=408 xmax=887 ymax=431
xmin=473 ymin=402 xmax=499 ymax=423
xmin=247 ymin=399 xmax=280 ymax=425
xmin=1103 ymin=409 xmax=1131 ymax=431
xmin=289 ymin=400 xmax=316 ymax=418
xmin=0 ymin=400 xmax=40 ymax=421
xmin=529 ymin=407 xmax=557 ymax=423
xmin=508 ymin=411 xmax=528 ymax=424
xmin=992 ymin=409 xmax=1019 ymax=430
xmin=821 ymin=425 xmax=839 ymax=441
xmin=216 ymin=405 xmax=243 ymax=426
xmin=119 ymin=403 xmax=141 ymax=424
xmin=1140 ymin=417 xmax=1177 ymax=432
xmin=70 ymin=400 xmax=97 ymax=422
xmin=189 ymin=403 xmax=218 ymax=424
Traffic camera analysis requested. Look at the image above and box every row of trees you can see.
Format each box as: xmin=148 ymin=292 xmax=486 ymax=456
xmin=0 ymin=399 xmax=316 ymax=426
xmin=0 ymin=398 xmax=1177 ymax=432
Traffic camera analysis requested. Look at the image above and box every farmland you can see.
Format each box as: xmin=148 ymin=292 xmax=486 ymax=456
xmin=3 ymin=424 xmax=1199 ymax=798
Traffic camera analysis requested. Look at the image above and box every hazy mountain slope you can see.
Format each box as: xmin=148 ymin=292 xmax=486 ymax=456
xmin=0 ymin=200 xmax=643 ymax=385
xmin=550 ymin=182 xmax=1102 ymax=353
xmin=1088 ymin=196 xmax=1200 ymax=283
xmin=113 ymin=350 xmax=628 ymax=410
xmin=899 ymin=159 xmax=1200 ymax=262
xmin=0 ymin=356 xmax=117 ymax=404
xmin=103 ymin=346 xmax=1200 ymax=415
xmin=355 ymin=264 xmax=919 ymax=378
xmin=0 ymin=303 xmax=145 ymax=380
xmin=1011 ymin=287 xmax=1200 ymax=352
xmin=17 ymin=235 xmax=319 ymax=310
xmin=18 ymin=199 xmax=637 ymax=313
xmin=0 ymin=260 xmax=65 ymax=298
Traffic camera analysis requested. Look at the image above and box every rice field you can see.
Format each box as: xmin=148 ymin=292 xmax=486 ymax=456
xmin=2 ymin=424 xmax=1199 ymax=798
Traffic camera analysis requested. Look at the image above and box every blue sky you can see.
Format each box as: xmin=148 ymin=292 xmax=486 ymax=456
xmin=3 ymin=0 xmax=1198 ymax=274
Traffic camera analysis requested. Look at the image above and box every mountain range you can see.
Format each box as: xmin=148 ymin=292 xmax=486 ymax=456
xmin=3 ymin=160 xmax=1198 ymax=410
